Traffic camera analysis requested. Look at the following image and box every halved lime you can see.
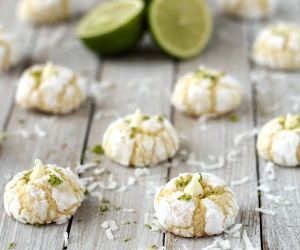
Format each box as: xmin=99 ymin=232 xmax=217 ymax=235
xmin=77 ymin=0 xmax=145 ymax=55
xmin=148 ymin=0 xmax=213 ymax=59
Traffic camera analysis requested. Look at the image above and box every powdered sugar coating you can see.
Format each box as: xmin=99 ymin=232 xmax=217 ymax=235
xmin=18 ymin=0 xmax=70 ymax=24
xmin=257 ymin=114 xmax=300 ymax=166
xmin=252 ymin=23 xmax=300 ymax=70
xmin=103 ymin=110 xmax=179 ymax=167
xmin=0 ymin=25 xmax=20 ymax=71
xmin=220 ymin=0 xmax=278 ymax=19
xmin=15 ymin=63 xmax=86 ymax=114
xmin=154 ymin=173 xmax=239 ymax=237
xmin=202 ymin=198 xmax=225 ymax=235
xmin=154 ymin=192 xmax=195 ymax=237
xmin=171 ymin=66 xmax=241 ymax=117
xmin=4 ymin=162 xmax=85 ymax=225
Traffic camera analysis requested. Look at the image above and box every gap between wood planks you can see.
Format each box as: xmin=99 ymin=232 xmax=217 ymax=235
xmin=161 ymin=59 xmax=178 ymax=249
xmin=1 ymin=30 xmax=40 ymax=131
xmin=64 ymin=63 xmax=101 ymax=250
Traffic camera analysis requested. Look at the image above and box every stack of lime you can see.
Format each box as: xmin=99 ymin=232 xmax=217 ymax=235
xmin=77 ymin=0 xmax=213 ymax=59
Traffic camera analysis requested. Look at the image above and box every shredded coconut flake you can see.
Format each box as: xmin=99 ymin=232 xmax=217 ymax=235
xmin=231 ymin=176 xmax=250 ymax=186
xmin=225 ymin=223 xmax=242 ymax=235
xmin=216 ymin=237 xmax=230 ymax=249
xmin=87 ymin=181 xmax=102 ymax=192
xmin=202 ymin=156 xmax=225 ymax=170
xmin=122 ymin=208 xmax=136 ymax=213
xmin=101 ymin=221 xmax=109 ymax=229
xmin=94 ymin=167 xmax=107 ymax=176
xmin=127 ymin=176 xmax=137 ymax=186
xmin=34 ymin=124 xmax=46 ymax=138
xmin=102 ymin=220 xmax=118 ymax=240
xmin=243 ymin=230 xmax=258 ymax=250
xmin=234 ymin=128 xmax=259 ymax=146
xmin=134 ymin=168 xmax=150 ymax=177
xmin=89 ymin=191 xmax=103 ymax=201
xmin=16 ymin=129 xmax=31 ymax=138
xmin=255 ymin=208 xmax=276 ymax=216
xmin=144 ymin=212 xmax=160 ymax=232
xmin=186 ymin=159 xmax=202 ymax=167
xmin=197 ymin=114 xmax=215 ymax=131
xmin=227 ymin=149 xmax=240 ymax=162
xmin=63 ymin=232 xmax=69 ymax=247
xmin=116 ymin=185 xmax=127 ymax=192
xmin=108 ymin=220 xmax=118 ymax=231
xmin=99 ymin=174 xmax=118 ymax=190
xmin=76 ymin=162 xmax=99 ymax=174
xmin=105 ymin=228 xmax=114 ymax=240
xmin=94 ymin=110 xmax=120 ymax=120
xmin=264 ymin=162 xmax=276 ymax=181
xmin=179 ymin=150 xmax=188 ymax=156
xmin=256 ymin=184 xmax=270 ymax=193
xmin=187 ymin=156 xmax=224 ymax=170
xmin=202 ymin=240 xmax=219 ymax=250
xmin=79 ymin=176 xmax=94 ymax=186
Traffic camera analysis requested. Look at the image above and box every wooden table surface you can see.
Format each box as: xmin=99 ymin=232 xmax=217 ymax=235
xmin=1 ymin=0 xmax=300 ymax=249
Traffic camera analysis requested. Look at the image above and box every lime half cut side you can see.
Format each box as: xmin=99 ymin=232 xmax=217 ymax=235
xmin=148 ymin=0 xmax=213 ymax=59
xmin=77 ymin=0 xmax=145 ymax=55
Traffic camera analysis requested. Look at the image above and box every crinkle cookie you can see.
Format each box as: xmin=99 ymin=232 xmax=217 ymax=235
xmin=220 ymin=0 xmax=278 ymax=19
xmin=257 ymin=114 xmax=300 ymax=167
xmin=15 ymin=62 xmax=86 ymax=114
xmin=154 ymin=173 xmax=238 ymax=237
xmin=103 ymin=109 xmax=179 ymax=167
xmin=18 ymin=0 xmax=70 ymax=24
xmin=4 ymin=159 xmax=85 ymax=225
xmin=252 ymin=23 xmax=300 ymax=70
xmin=171 ymin=66 xmax=242 ymax=117
xmin=0 ymin=25 xmax=19 ymax=72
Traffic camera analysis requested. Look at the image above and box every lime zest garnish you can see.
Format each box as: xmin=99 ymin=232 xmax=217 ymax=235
xmin=176 ymin=176 xmax=192 ymax=188
xmin=8 ymin=242 xmax=16 ymax=250
xmin=92 ymin=144 xmax=105 ymax=155
xmin=228 ymin=114 xmax=239 ymax=123
xmin=48 ymin=174 xmax=63 ymax=187
xmin=130 ymin=127 xmax=138 ymax=139
xmin=177 ymin=193 xmax=192 ymax=201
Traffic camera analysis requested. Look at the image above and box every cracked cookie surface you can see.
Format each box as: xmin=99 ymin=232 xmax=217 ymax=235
xmin=257 ymin=114 xmax=300 ymax=166
xmin=0 ymin=25 xmax=19 ymax=72
xmin=4 ymin=159 xmax=85 ymax=225
xmin=15 ymin=62 xmax=86 ymax=114
xmin=154 ymin=173 xmax=238 ymax=237
xmin=252 ymin=23 xmax=300 ymax=70
xmin=18 ymin=0 xmax=70 ymax=24
xmin=103 ymin=109 xmax=179 ymax=167
xmin=171 ymin=65 xmax=241 ymax=117
xmin=220 ymin=0 xmax=278 ymax=19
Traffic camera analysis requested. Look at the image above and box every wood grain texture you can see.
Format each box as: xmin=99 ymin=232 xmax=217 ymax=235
xmin=0 ymin=0 xmax=35 ymax=130
xmin=248 ymin=0 xmax=300 ymax=249
xmin=0 ymin=8 xmax=99 ymax=250
xmin=164 ymin=6 xmax=261 ymax=250
xmin=0 ymin=0 xmax=300 ymax=249
xmin=68 ymin=40 xmax=174 ymax=250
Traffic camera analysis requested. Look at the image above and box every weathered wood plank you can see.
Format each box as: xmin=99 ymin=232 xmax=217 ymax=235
xmin=0 ymin=16 xmax=99 ymax=250
xmin=249 ymin=1 xmax=300 ymax=249
xmin=68 ymin=42 xmax=174 ymax=249
xmin=165 ymin=8 xmax=261 ymax=250
xmin=0 ymin=0 xmax=35 ymax=130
